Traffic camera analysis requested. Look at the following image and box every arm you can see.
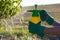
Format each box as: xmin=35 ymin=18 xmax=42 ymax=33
xmin=40 ymin=10 xmax=60 ymax=27
xmin=52 ymin=21 xmax=60 ymax=27
xmin=40 ymin=10 xmax=60 ymax=35
xmin=27 ymin=10 xmax=33 ymax=12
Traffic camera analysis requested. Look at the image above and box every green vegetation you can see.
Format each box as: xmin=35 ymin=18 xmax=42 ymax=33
xmin=0 ymin=0 xmax=35 ymax=40
xmin=0 ymin=26 xmax=33 ymax=40
xmin=0 ymin=0 xmax=22 ymax=19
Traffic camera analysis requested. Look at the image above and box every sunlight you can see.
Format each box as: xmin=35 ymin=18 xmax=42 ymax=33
xmin=21 ymin=0 xmax=60 ymax=7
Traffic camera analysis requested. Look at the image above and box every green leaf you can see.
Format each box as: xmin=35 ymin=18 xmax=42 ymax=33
xmin=0 ymin=0 xmax=22 ymax=19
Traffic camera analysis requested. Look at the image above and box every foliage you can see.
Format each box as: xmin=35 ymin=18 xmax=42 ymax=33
xmin=0 ymin=26 xmax=32 ymax=40
xmin=0 ymin=27 xmax=11 ymax=37
xmin=0 ymin=0 xmax=22 ymax=19
xmin=0 ymin=31 xmax=11 ymax=37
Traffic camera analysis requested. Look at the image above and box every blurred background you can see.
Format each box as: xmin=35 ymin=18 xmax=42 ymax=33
xmin=0 ymin=4 xmax=60 ymax=40
xmin=0 ymin=0 xmax=60 ymax=40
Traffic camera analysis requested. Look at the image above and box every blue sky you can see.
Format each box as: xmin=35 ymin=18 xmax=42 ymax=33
xmin=21 ymin=0 xmax=60 ymax=7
